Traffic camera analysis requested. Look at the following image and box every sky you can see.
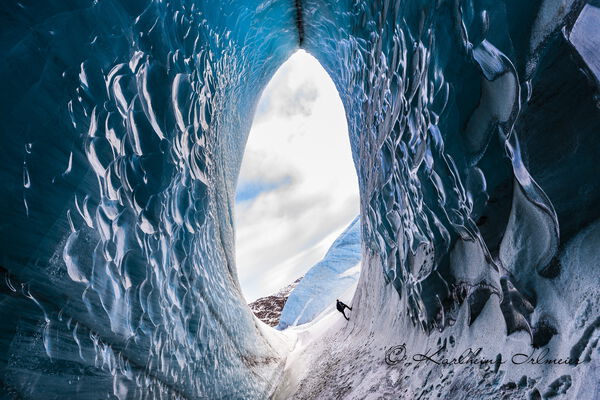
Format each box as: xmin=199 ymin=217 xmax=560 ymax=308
xmin=235 ymin=50 xmax=360 ymax=302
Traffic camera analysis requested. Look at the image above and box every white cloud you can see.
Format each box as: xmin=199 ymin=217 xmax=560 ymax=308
xmin=235 ymin=50 xmax=360 ymax=302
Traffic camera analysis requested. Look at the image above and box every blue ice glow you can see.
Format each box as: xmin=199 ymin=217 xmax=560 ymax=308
xmin=1 ymin=0 xmax=599 ymax=398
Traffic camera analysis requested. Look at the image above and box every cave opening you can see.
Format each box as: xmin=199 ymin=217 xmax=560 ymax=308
xmin=234 ymin=50 xmax=360 ymax=317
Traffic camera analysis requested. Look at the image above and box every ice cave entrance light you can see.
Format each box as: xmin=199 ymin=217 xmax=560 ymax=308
xmin=234 ymin=50 xmax=360 ymax=303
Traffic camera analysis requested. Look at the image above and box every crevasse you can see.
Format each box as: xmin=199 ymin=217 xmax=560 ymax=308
xmin=0 ymin=0 xmax=599 ymax=399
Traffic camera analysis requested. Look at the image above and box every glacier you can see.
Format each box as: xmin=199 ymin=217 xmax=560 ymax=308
xmin=277 ymin=216 xmax=361 ymax=330
xmin=0 ymin=0 xmax=599 ymax=399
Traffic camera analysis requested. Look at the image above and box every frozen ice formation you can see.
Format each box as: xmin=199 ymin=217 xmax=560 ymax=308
xmin=0 ymin=0 xmax=599 ymax=399
xmin=278 ymin=216 xmax=361 ymax=330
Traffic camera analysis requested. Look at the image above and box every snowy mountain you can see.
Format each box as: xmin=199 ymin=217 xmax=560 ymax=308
xmin=278 ymin=216 xmax=361 ymax=329
xmin=250 ymin=216 xmax=361 ymax=330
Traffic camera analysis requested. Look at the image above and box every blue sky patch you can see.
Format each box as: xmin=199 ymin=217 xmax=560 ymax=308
xmin=235 ymin=179 xmax=286 ymax=203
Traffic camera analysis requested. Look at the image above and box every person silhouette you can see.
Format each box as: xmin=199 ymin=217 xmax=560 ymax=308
xmin=336 ymin=299 xmax=352 ymax=320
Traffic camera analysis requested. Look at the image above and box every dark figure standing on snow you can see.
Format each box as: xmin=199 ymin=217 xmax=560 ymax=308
xmin=336 ymin=299 xmax=352 ymax=320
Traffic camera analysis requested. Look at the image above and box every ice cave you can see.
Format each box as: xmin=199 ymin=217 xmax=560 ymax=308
xmin=0 ymin=0 xmax=599 ymax=399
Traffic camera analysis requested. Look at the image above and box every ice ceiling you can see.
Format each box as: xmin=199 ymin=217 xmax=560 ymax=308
xmin=0 ymin=0 xmax=599 ymax=399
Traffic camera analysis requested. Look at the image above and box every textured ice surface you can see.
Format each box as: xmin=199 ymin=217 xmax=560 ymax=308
xmin=1 ymin=0 xmax=599 ymax=398
xmin=278 ymin=217 xmax=361 ymax=330
xmin=569 ymin=4 xmax=600 ymax=84
xmin=0 ymin=1 xmax=296 ymax=398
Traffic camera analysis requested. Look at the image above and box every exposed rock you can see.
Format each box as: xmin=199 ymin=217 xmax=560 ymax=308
xmin=249 ymin=278 xmax=302 ymax=327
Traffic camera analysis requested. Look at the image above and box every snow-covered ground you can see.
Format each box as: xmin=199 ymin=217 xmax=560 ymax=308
xmin=273 ymin=281 xmax=359 ymax=399
xmin=266 ymin=218 xmax=600 ymax=399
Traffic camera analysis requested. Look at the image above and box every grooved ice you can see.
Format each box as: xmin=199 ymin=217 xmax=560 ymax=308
xmin=0 ymin=0 xmax=599 ymax=399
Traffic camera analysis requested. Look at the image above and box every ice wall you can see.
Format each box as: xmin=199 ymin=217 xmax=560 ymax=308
xmin=302 ymin=0 xmax=600 ymax=332
xmin=299 ymin=0 xmax=600 ymax=397
xmin=0 ymin=1 xmax=297 ymax=398
xmin=1 ymin=0 xmax=600 ymax=398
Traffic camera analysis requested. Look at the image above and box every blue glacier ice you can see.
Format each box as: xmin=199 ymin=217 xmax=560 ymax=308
xmin=0 ymin=0 xmax=599 ymax=398
xmin=277 ymin=216 xmax=361 ymax=330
